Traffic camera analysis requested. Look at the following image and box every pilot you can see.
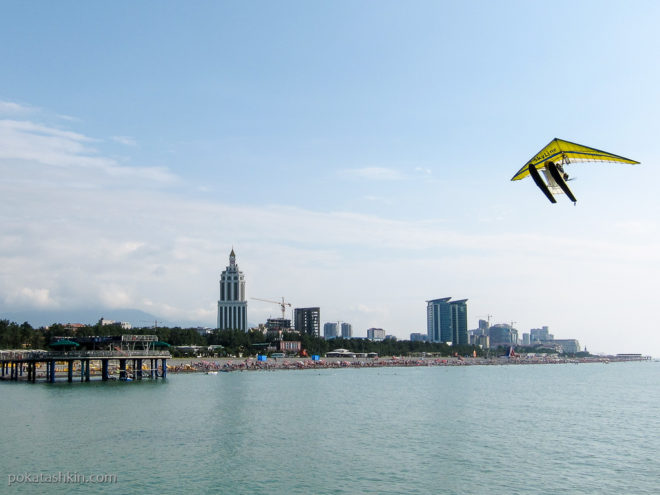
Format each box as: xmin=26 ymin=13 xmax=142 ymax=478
xmin=558 ymin=163 xmax=569 ymax=181
xmin=554 ymin=161 xmax=569 ymax=181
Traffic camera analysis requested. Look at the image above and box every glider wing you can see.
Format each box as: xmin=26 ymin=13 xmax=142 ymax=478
xmin=511 ymin=138 xmax=639 ymax=182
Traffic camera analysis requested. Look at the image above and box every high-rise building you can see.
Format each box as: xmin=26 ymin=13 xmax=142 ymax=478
xmin=266 ymin=318 xmax=291 ymax=331
xmin=427 ymin=297 xmax=468 ymax=346
xmin=217 ymin=249 xmax=248 ymax=331
xmin=427 ymin=297 xmax=452 ymax=343
xmin=488 ymin=324 xmax=518 ymax=348
xmin=450 ymin=299 xmax=468 ymax=346
xmin=476 ymin=334 xmax=489 ymax=348
xmin=294 ymin=307 xmax=320 ymax=337
xmin=552 ymin=339 xmax=581 ymax=354
xmin=324 ymin=322 xmax=338 ymax=339
xmin=341 ymin=323 xmax=352 ymax=339
xmin=367 ymin=328 xmax=386 ymax=341
xmin=530 ymin=326 xmax=552 ymax=342
xmin=264 ymin=318 xmax=291 ymax=342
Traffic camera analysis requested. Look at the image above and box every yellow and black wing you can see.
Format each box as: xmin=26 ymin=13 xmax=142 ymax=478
xmin=511 ymin=138 xmax=639 ymax=181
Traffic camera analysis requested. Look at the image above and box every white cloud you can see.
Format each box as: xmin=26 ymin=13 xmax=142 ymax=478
xmin=56 ymin=114 xmax=80 ymax=122
xmin=343 ymin=165 xmax=436 ymax=184
xmin=0 ymin=119 xmax=177 ymax=184
xmin=111 ymin=135 xmax=138 ymax=146
xmin=0 ymin=100 xmax=35 ymax=115
xmin=98 ymin=285 xmax=133 ymax=309
xmin=363 ymin=195 xmax=393 ymax=204
xmin=5 ymin=288 xmax=58 ymax=309
xmin=343 ymin=166 xmax=405 ymax=181
xmin=3 ymin=177 xmax=657 ymax=353
xmin=1 ymin=104 xmax=659 ymax=356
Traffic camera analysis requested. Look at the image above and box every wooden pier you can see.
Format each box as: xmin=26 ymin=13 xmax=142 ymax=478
xmin=1 ymin=350 xmax=170 ymax=383
xmin=0 ymin=334 xmax=171 ymax=383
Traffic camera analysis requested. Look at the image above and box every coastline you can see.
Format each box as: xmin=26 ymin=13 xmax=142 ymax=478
xmin=2 ymin=354 xmax=650 ymax=383
xmin=167 ymin=354 xmax=650 ymax=373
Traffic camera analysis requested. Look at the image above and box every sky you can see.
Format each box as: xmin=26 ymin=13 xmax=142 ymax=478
xmin=1 ymin=1 xmax=659 ymax=356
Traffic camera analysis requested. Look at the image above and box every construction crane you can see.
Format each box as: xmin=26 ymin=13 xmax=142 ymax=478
xmin=252 ymin=297 xmax=292 ymax=319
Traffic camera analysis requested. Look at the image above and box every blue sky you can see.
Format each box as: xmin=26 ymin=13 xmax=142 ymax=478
xmin=1 ymin=1 xmax=659 ymax=355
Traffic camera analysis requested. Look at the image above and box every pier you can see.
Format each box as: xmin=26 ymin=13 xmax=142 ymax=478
xmin=0 ymin=335 xmax=171 ymax=383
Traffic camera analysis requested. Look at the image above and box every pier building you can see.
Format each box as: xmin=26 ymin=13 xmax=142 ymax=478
xmin=0 ymin=334 xmax=170 ymax=383
xmin=217 ymin=249 xmax=248 ymax=331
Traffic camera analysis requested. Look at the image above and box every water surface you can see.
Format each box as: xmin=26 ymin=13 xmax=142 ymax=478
xmin=2 ymin=361 xmax=659 ymax=494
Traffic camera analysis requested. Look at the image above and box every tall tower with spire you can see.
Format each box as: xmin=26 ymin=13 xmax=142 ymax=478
xmin=217 ymin=248 xmax=248 ymax=331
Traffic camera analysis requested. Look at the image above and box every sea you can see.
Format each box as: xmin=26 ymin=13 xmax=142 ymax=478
xmin=1 ymin=361 xmax=659 ymax=494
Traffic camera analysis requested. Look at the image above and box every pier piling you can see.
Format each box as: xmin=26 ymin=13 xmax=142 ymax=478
xmin=1 ymin=346 xmax=170 ymax=384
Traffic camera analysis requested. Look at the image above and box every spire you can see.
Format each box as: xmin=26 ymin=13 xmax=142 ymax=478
xmin=229 ymin=247 xmax=236 ymax=267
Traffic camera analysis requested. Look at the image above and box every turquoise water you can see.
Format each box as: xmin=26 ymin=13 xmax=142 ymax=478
xmin=1 ymin=362 xmax=659 ymax=494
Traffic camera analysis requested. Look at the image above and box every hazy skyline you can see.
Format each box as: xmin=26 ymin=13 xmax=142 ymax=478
xmin=1 ymin=1 xmax=659 ymax=355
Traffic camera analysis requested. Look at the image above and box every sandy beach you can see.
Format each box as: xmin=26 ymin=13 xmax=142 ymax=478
xmin=166 ymin=354 xmax=630 ymax=373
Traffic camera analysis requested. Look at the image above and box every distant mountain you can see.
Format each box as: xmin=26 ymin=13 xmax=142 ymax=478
xmin=0 ymin=308 xmax=209 ymax=329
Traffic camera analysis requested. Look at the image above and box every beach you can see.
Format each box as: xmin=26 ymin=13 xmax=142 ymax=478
xmin=166 ymin=354 xmax=642 ymax=373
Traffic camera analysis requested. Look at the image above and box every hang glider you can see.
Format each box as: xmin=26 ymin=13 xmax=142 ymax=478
xmin=511 ymin=138 xmax=639 ymax=204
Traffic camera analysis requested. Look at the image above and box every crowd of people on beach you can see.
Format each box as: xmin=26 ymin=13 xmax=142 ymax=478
xmin=166 ymin=354 xmax=618 ymax=374
xmin=167 ymin=357 xmax=454 ymax=373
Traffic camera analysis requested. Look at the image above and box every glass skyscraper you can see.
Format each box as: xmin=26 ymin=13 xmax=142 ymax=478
xmin=450 ymin=299 xmax=468 ymax=346
xmin=427 ymin=297 xmax=452 ymax=343
xmin=426 ymin=297 xmax=468 ymax=345
xmin=323 ymin=322 xmax=338 ymax=339
xmin=340 ymin=322 xmax=352 ymax=339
